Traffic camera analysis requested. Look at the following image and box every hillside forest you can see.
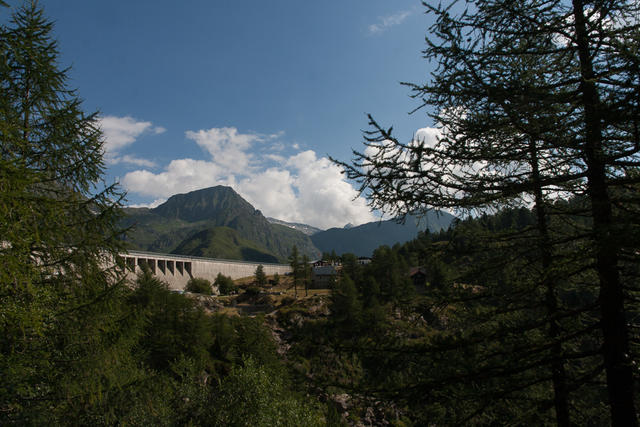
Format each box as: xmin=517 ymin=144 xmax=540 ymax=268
xmin=2 ymin=1 xmax=639 ymax=426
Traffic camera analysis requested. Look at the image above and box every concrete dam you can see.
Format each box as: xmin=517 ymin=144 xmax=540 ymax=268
xmin=121 ymin=250 xmax=291 ymax=291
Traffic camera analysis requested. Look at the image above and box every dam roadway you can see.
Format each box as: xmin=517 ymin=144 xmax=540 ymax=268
xmin=120 ymin=250 xmax=291 ymax=291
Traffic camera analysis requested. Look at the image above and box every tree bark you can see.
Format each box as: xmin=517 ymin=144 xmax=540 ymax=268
xmin=571 ymin=1 xmax=638 ymax=424
xmin=530 ymin=138 xmax=570 ymax=427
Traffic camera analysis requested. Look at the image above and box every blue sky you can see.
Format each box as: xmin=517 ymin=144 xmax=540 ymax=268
xmin=6 ymin=1 xmax=440 ymax=229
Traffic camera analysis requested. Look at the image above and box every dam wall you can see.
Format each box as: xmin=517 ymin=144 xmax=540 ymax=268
xmin=121 ymin=250 xmax=291 ymax=291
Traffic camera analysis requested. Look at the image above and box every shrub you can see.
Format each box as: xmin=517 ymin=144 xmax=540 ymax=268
xmin=254 ymin=264 xmax=267 ymax=286
xmin=186 ymin=278 xmax=213 ymax=295
xmin=245 ymin=286 xmax=261 ymax=296
xmin=209 ymin=357 xmax=324 ymax=426
xmin=214 ymin=273 xmax=237 ymax=295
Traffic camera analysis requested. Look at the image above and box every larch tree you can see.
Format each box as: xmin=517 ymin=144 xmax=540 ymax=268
xmin=337 ymin=0 xmax=639 ymax=424
xmin=0 ymin=2 xmax=136 ymax=423
xmin=302 ymin=254 xmax=311 ymax=296
xmin=289 ymin=245 xmax=300 ymax=298
xmin=255 ymin=264 xmax=267 ymax=286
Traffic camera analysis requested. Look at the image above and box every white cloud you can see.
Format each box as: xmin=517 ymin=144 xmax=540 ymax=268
xmin=369 ymin=10 xmax=412 ymax=34
xmin=112 ymin=154 xmax=157 ymax=168
xmin=100 ymin=116 xmax=152 ymax=151
xmin=284 ymin=151 xmax=376 ymax=228
xmin=264 ymin=153 xmax=286 ymax=163
xmin=122 ymin=127 xmax=376 ymax=229
xmin=99 ymin=115 xmax=165 ymax=166
xmin=270 ymin=142 xmax=285 ymax=152
xmin=186 ymin=127 xmax=263 ymax=174
xmin=413 ymin=127 xmax=441 ymax=147
xmin=123 ymin=158 xmax=225 ymax=198
xmin=237 ymin=168 xmax=298 ymax=219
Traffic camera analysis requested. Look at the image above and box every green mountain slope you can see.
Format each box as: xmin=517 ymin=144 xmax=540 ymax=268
xmin=121 ymin=186 xmax=320 ymax=261
xmin=311 ymin=212 xmax=455 ymax=257
xmin=171 ymin=227 xmax=279 ymax=263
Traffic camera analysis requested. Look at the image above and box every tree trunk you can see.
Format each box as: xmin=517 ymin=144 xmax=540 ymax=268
xmin=571 ymin=1 xmax=637 ymax=424
xmin=530 ymin=139 xmax=570 ymax=427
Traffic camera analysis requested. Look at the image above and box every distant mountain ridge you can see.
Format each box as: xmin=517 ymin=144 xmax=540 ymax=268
xmin=310 ymin=212 xmax=455 ymax=257
xmin=121 ymin=186 xmax=320 ymax=262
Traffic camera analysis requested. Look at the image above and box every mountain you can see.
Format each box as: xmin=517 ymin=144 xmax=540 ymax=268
xmin=171 ymin=227 xmax=279 ymax=263
xmin=310 ymin=211 xmax=455 ymax=257
xmin=266 ymin=217 xmax=323 ymax=236
xmin=152 ymin=186 xmax=254 ymax=223
xmin=121 ymin=186 xmax=320 ymax=262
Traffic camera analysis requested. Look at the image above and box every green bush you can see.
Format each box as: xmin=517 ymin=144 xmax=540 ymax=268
xmin=186 ymin=277 xmax=213 ymax=295
xmin=245 ymin=286 xmax=261 ymax=296
xmin=214 ymin=273 xmax=237 ymax=295
xmin=209 ymin=357 xmax=324 ymax=426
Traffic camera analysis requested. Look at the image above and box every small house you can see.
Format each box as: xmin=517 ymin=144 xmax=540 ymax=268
xmin=311 ymin=265 xmax=338 ymax=288
xmin=409 ymin=267 xmax=428 ymax=292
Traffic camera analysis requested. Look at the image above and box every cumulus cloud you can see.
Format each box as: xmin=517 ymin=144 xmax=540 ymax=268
xmin=369 ymin=10 xmax=412 ymax=34
xmin=123 ymin=158 xmax=225 ymax=198
xmin=122 ymin=127 xmax=376 ymax=229
xmin=413 ymin=127 xmax=441 ymax=147
xmin=283 ymin=151 xmax=376 ymax=228
xmin=186 ymin=127 xmax=260 ymax=174
xmin=99 ymin=115 xmax=165 ymax=167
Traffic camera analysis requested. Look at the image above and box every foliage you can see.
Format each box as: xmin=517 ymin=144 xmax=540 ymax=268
xmin=214 ymin=272 xmax=237 ymax=295
xmin=302 ymin=254 xmax=311 ymax=296
xmin=255 ymin=264 xmax=267 ymax=286
xmin=186 ymin=277 xmax=214 ymax=294
xmin=0 ymin=7 xmax=328 ymax=424
xmin=280 ymin=209 xmax=613 ymax=424
xmin=0 ymin=2 xmax=133 ymax=423
xmin=335 ymin=0 xmax=640 ymax=424
xmin=112 ymin=271 xmax=321 ymax=424
xmin=289 ymin=245 xmax=301 ymax=297
xmin=243 ymin=286 xmax=262 ymax=298
xmin=209 ymin=357 xmax=324 ymax=426
xmin=330 ymin=275 xmax=363 ymax=336
xmin=132 ymin=269 xmax=215 ymax=372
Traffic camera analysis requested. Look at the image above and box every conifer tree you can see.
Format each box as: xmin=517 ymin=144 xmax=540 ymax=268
xmin=289 ymin=245 xmax=300 ymax=298
xmin=337 ymin=0 xmax=640 ymax=424
xmin=330 ymin=275 xmax=362 ymax=336
xmin=0 ymin=2 xmax=133 ymax=423
xmin=255 ymin=264 xmax=267 ymax=287
xmin=302 ymin=254 xmax=311 ymax=296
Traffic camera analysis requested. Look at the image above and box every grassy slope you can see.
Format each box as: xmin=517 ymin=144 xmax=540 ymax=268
xmin=171 ymin=227 xmax=280 ymax=263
